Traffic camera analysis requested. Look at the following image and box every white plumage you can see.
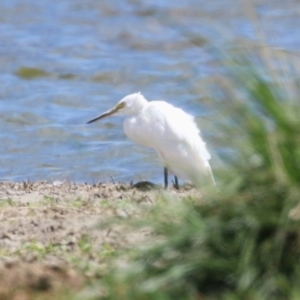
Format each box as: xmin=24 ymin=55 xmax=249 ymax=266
xmin=87 ymin=92 xmax=214 ymax=189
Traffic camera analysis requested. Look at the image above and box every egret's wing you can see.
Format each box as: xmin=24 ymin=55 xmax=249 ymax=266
xmin=145 ymin=101 xmax=211 ymax=162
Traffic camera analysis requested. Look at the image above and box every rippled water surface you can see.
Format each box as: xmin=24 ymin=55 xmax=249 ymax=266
xmin=0 ymin=0 xmax=299 ymax=183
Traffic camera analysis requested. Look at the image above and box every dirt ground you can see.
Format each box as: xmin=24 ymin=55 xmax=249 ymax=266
xmin=0 ymin=180 xmax=198 ymax=299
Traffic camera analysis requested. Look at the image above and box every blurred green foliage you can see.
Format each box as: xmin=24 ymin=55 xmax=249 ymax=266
xmin=101 ymin=55 xmax=300 ymax=300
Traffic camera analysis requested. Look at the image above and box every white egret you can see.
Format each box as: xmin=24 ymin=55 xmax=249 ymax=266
xmin=87 ymin=92 xmax=215 ymax=189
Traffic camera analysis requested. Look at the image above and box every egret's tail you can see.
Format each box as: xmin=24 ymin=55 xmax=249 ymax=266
xmin=189 ymin=163 xmax=215 ymax=190
xmin=207 ymin=165 xmax=216 ymax=186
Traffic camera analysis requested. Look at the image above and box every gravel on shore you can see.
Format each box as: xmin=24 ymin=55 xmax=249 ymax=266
xmin=0 ymin=180 xmax=199 ymax=299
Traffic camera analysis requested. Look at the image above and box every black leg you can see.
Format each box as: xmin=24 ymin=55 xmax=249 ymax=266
xmin=164 ymin=167 xmax=168 ymax=189
xmin=174 ymin=176 xmax=179 ymax=189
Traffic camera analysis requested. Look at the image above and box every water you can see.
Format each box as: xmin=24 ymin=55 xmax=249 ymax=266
xmin=0 ymin=0 xmax=299 ymax=183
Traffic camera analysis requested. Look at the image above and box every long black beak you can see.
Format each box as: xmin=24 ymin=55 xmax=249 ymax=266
xmin=87 ymin=106 xmax=119 ymax=124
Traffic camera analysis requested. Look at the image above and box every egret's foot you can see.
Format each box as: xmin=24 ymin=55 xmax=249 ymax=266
xmin=164 ymin=167 xmax=168 ymax=189
xmin=173 ymin=176 xmax=179 ymax=190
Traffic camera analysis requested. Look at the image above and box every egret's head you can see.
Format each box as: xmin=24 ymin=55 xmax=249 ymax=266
xmin=87 ymin=92 xmax=148 ymax=124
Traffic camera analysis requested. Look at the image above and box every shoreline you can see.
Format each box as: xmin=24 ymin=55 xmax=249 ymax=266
xmin=0 ymin=180 xmax=198 ymax=299
xmin=0 ymin=180 xmax=197 ymax=202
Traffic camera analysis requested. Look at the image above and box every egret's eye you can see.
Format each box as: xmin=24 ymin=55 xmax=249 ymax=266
xmin=116 ymin=102 xmax=126 ymax=110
